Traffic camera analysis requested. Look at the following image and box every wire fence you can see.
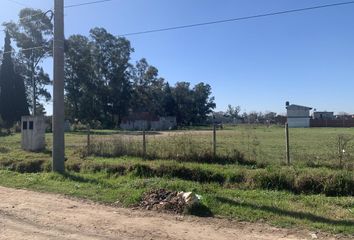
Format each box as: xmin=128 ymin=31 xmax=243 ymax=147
xmin=81 ymin=125 xmax=354 ymax=169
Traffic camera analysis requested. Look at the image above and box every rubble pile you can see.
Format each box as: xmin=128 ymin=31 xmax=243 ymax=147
xmin=140 ymin=189 xmax=200 ymax=214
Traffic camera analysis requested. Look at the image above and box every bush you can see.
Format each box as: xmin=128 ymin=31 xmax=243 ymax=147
xmin=253 ymin=169 xmax=295 ymax=191
xmin=295 ymin=172 xmax=326 ymax=194
xmin=228 ymin=172 xmax=246 ymax=184
xmin=105 ymin=164 xmax=126 ymax=176
xmin=324 ymin=172 xmax=354 ymax=196
xmin=155 ymin=165 xmax=226 ymax=184
xmin=129 ymin=164 xmax=155 ymax=178
xmin=5 ymin=160 xmax=46 ymax=173
xmin=66 ymin=161 xmax=82 ymax=172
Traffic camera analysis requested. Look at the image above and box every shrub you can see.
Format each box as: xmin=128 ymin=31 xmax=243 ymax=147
xmin=105 ymin=164 xmax=126 ymax=176
xmin=294 ymin=172 xmax=326 ymax=194
xmin=0 ymin=147 xmax=10 ymax=153
xmin=155 ymin=165 xmax=226 ymax=184
xmin=228 ymin=172 xmax=246 ymax=184
xmin=324 ymin=172 xmax=354 ymax=196
xmin=66 ymin=161 xmax=82 ymax=172
xmin=129 ymin=164 xmax=155 ymax=178
xmin=14 ymin=160 xmax=45 ymax=173
xmin=253 ymin=169 xmax=295 ymax=191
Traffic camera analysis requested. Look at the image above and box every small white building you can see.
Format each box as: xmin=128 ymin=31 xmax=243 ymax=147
xmin=21 ymin=116 xmax=46 ymax=151
xmin=286 ymin=102 xmax=312 ymax=128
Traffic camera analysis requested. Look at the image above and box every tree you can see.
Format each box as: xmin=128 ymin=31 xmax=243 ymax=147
xmin=65 ymin=34 xmax=97 ymax=123
xmin=226 ymin=105 xmax=241 ymax=118
xmin=131 ymin=58 xmax=165 ymax=116
xmin=90 ymin=28 xmax=133 ymax=127
xmin=173 ymin=82 xmax=194 ymax=125
xmin=264 ymin=111 xmax=277 ymax=123
xmin=0 ymin=31 xmax=29 ymax=129
xmin=192 ymin=83 xmax=216 ymax=124
xmin=64 ymin=29 xmax=133 ymax=127
xmin=162 ymin=82 xmax=176 ymax=116
xmin=4 ymin=8 xmax=53 ymax=115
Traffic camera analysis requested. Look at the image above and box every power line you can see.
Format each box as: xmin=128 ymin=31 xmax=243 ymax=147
xmin=119 ymin=0 xmax=354 ymax=37
xmin=1 ymin=0 xmax=112 ymax=29
xmin=64 ymin=0 xmax=113 ymax=9
xmin=2 ymin=0 xmax=354 ymax=55
xmin=5 ymin=0 xmax=27 ymax=7
xmin=1 ymin=45 xmax=51 ymax=55
xmin=1 ymin=1 xmax=113 ymax=54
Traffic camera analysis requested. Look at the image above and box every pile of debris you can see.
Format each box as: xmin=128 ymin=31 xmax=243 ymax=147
xmin=139 ymin=189 xmax=200 ymax=214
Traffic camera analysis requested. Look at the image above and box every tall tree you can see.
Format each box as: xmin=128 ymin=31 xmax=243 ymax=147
xmin=192 ymin=83 xmax=216 ymax=124
xmin=226 ymin=105 xmax=241 ymax=118
xmin=173 ymin=82 xmax=194 ymax=125
xmin=90 ymin=27 xmax=133 ymax=126
xmin=64 ymin=29 xmax=133 ymax=127
xmin=162 ymin=82 xmax=176 ymax=116
xmin=0 ymin=32 xmax=29 ymax=129
xmin=65 ymin=34 xmax=98 ymax=123
xmin=4 ymin=8 xmax=53 ymax=115
xmin=131 ymin=58 xmax=165 ymax=115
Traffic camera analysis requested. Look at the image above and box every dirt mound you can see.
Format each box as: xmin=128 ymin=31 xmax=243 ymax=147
xmin=139 ymin=189 xmax=187 ymax=214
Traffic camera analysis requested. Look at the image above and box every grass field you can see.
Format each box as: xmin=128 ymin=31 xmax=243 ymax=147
xmin=0 ymin=125 xmax=353 ymax=235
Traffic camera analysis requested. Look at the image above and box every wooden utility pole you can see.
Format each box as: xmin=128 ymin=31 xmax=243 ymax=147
xmin=285 ymin=122 xmax=290 ymax=165
xmin=52 ymin=0 xmax=65 ymax=173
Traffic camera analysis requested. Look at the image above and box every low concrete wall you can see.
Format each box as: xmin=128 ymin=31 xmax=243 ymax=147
xmin=310 ymin=119 xmax=354 ymax=128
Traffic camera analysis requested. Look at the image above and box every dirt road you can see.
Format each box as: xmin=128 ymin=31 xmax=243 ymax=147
xmin=0 ymin=186 xmax=343 ymax=240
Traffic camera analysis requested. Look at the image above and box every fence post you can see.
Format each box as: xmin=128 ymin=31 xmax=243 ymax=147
xmin=143 ymin=128 xmax=146 ymax=159
xmin=87 ymin=124 xmax=91 ymax=155
xmin=285 ymin=122 xmax=290 ymax=165
xmin=213 ymin=116 xmax=216 ymax=159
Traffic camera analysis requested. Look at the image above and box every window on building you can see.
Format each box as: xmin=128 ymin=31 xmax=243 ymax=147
xmin=29 ymin=121 xmax=34 ymax=130
xmin=23 ymin=121 xmax=27 ymax=130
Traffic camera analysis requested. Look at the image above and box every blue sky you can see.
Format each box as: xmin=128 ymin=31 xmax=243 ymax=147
xmin=1 ymin=0 xmax=354 ymax=115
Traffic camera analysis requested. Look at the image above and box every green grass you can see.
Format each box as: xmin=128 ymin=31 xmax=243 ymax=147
xmin=0 ymin=125 xmax=353 ymax=235
xmin=0 ymin=170 xmax=353 ymax=234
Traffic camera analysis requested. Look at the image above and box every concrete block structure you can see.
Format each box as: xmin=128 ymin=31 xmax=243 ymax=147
xmin=313 ymin=111 xmax=334 ymax=120
xmin=286 ymin=102 xmax=312 ymax=128
xmin=120 ymin=112 xmax=177 ymax=131
xmin=21 ymin=116 xmax=46 ymax=151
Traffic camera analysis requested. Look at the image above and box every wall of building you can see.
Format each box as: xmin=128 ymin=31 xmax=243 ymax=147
xmin=287 ymin=109 xmax=310 ymax=118
xmin=288 ymin=117 xmax=310 ymax=128
xmin=120 ymin=117 xmax=177 ymax=131
xmin=310 ymin=119 xmax=354 ymax=128
xmin=21 ymin=116 xmax=46 ymax=151
xmin=313 ymin=112 xmax=334 ymax=120
xmin=151 ymin=117 xmax=177 ymax=130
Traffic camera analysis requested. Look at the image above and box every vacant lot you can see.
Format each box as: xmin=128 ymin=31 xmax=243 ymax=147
xmin=0 ymin=125 xmax=353 ymax=236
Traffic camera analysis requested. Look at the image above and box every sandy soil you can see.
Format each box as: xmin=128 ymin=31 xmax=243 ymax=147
xmin=0 ymin=186 xmax=346 ymax=240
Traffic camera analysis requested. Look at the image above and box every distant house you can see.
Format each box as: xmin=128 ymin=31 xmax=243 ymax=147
xmin=286 ymin=102 xmax=312 ymax=128
xmin=313 ymin=111 xmax=334 ymax=120
xmin=120 ymin=112 xmax=177 ymax=131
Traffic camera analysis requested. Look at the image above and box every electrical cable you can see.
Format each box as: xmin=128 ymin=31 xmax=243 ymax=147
xmin=2 ymin=0 xmax=354 ymax=55
xmin=64 ymin=0 xmax=113 ymax=9
xmin=119 ymin=0 xmax=354 ymax=36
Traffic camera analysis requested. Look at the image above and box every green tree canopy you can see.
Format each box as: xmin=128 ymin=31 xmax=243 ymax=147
xmin=0 ymin=32 xmax=29 ymax=128
xmin=4 ymin=8 xmax=53 ymax=115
